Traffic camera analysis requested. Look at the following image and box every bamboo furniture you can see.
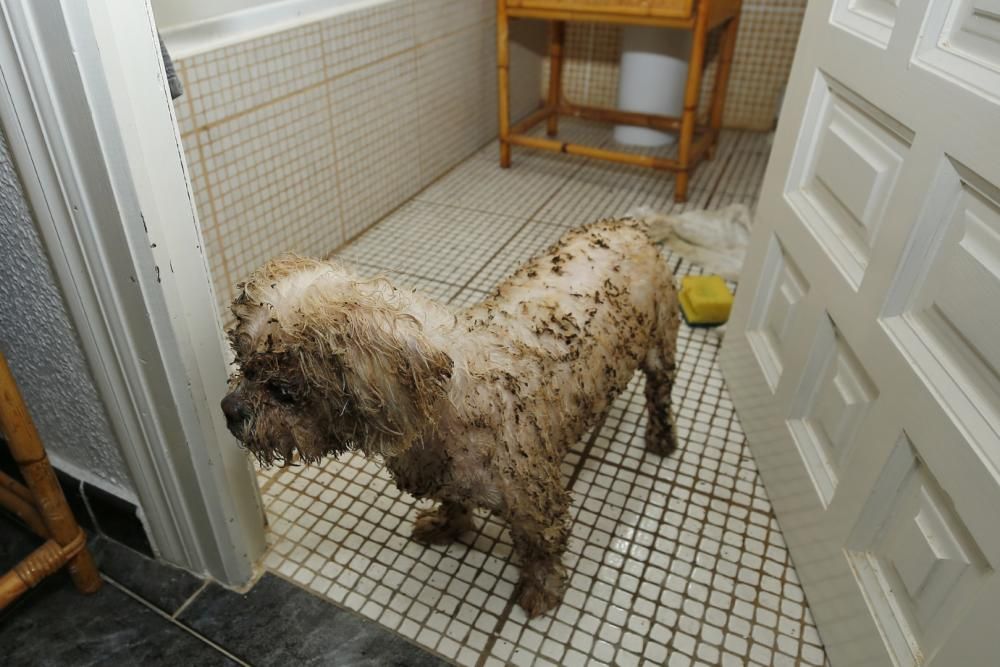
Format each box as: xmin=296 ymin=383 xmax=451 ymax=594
xmin=496 ymin=0 xmax=741 ymax=202
xmin=0 ymin=350 xmax=102 ymax=610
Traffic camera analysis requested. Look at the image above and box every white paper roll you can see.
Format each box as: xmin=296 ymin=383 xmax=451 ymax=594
xmin=613 ymin=26 xmax=692 ymax=147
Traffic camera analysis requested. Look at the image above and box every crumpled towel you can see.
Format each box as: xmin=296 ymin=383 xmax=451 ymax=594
xmin=628 ymin=203 xmax=753 ymax=282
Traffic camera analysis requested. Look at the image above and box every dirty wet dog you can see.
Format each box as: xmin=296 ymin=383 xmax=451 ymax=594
xmin=221 ymin=218 xmax=680 ymax=617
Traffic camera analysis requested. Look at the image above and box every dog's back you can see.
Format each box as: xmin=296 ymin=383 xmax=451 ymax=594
xmin=455 ymin=218 xmax=678 ymax=460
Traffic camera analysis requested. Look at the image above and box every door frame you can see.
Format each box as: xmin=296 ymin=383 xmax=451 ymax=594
xmin=0 ymin=0 xmax=266 ymax=585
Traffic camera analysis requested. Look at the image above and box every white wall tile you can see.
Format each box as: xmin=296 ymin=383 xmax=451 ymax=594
xmin=416 ymin=24 xmax=497 ymax=186
xmin=194 ymin=85 xmax=342 ymax=308
xmin=413 ymin=0 xmax=493 ymax=45
xmin=327 ymin=51 xmax=422 ymax=241
xmin=322 ymin=0 xmax=415 ymax=78
xmin=183 ymin=23 xmax=325 ymax=128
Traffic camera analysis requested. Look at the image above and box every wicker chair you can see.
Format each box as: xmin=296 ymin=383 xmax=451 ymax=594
xmin=0 ymin=350 xmax=102 ymax=609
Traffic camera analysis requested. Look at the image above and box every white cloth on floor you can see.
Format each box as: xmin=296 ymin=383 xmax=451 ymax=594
xmin=628 ymin=203 xmax=753 ymax=282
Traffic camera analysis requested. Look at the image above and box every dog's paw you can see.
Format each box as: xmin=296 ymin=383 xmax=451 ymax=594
xmin=645 ymin=420 xmax=678 ymax=458
xmin=515 ymin=564 xmax=567 ymax=618
xmin=411 ymin=506 xmax=473 ymax=545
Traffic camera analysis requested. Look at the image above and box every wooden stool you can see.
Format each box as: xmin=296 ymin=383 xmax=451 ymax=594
xmin=496 ymin=0 xmax=742 ymax=202
xmin=0 ymin=350 xmax=102 ymax=610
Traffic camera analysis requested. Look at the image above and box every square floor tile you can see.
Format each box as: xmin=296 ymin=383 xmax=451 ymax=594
xmin=335 ymin=199 xmax=522 ymax=287
xmin=466 ymin=222 xmax=568 ymax=292
xmin=416 ymin=148 xmax=577 ymax=219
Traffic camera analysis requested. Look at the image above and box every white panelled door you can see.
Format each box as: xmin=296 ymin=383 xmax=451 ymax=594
xmin=720 ymin=0 xmax=1000 ymax=662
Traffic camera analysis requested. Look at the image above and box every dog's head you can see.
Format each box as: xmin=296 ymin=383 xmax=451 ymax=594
xmin=220 ymin=255 xmax=453 ymax=467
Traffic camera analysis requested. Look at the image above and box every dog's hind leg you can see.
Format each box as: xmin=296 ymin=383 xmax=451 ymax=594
xmin=411 ymin=501 xmax=474 ymax=545
xmin=642 ymin=281 xmax=680 ymax=457
xmin=642 ymin=354 xmax=678 ymax=456
xmin=508 ymin=475 xmax=571 ymax=617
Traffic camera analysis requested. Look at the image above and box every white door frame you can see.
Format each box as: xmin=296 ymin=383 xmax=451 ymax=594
xmin=0 ymin=0 xmax=266 ymax=585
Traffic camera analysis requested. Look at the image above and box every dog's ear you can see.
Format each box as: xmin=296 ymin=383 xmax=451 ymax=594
xmin=228 ymin=282 xmax=262 ymax=360
xmin=337 ymin=311 xmax=453 ymax=457
xmin=399 ymin=329 xmax=454 ymax=399
xmin=230 ymin=282 xmax=255 ymax=322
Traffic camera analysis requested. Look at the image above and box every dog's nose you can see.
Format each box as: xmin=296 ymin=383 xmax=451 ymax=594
xmin=221 ymin=393 xmax=251 ymax=433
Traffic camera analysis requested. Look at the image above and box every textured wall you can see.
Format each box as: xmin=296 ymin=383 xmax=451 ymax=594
xmin=543 ymin=1 xmax=805 ymax=131
xmin=0 ymin=130 xmax=135 ymax=498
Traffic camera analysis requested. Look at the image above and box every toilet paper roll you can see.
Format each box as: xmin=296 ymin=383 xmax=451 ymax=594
xmin=613 ymin=26 xmax=693 ymax=148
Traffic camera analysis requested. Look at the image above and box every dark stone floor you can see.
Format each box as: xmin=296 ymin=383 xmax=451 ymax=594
xmin=0 ymin=515 xmax=448 ymax=666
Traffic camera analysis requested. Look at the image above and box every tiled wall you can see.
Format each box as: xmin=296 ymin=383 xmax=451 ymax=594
xmin=540 ymin=1 xmax=804 ymax=130
xmin=170 ymin=0 xmax=543 ymax=320
xmin=172 ymin=0 xmax=798 ymax=320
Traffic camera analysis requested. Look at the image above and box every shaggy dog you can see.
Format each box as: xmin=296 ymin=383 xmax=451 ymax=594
xmin=221 ymin=218 xmax=680 ymax=617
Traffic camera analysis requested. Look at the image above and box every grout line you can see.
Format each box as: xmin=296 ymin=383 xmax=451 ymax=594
xmin=450 ymin=217 xmax=534 ymax=296
xmin=473 ymin=596 xmax=517 ymax=667
xmin=325 ymin=138 xmax=501 ymax=260
xmin=339 ymin=139 xmax=611 ymax=297
xmin=172 ymin=579 xmax=210 ymax=620
xmin=705 ymin=148 xmax=739 ymax=209
xmin=409 ymin=0 xmax=429 ymax=192
xmin=347 ymin=261 xmax=469 ymax=291
xmin=257 ymin=470 xmax=281 ymax=497
xmin=407 ymin=197 xmax=542 ymax=225
xmin=103 ymin=576 xmax=251 ymax=667
xmin=448 ymin=159 xmax=583 ymax=296
xmin=318 ymin=22 xmax=350 ymax=251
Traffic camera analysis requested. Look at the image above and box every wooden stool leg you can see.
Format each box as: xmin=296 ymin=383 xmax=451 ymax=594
xmin=707 ymin=15 xmax=740 ymax=160
xmin=546 ymin=21 xmax=566 ymax=137
xmin=675 ymin=170 xmax=691 ymax=202
xmin=675 ymin=7 xmax=712 ymax=203
xmin=0 ymin=353 xmax=101 ymax=596
xmin=496 ymin=0 xmax=512 ymax=168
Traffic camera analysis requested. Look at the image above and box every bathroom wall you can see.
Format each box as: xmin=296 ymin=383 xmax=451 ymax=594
xmin=168 ymin=0 xmax=544 ymax=322
xmin=544 ymin=0 xmax=804 ymax=130
xmin=0 ymin=130 xmax=135 ymax=499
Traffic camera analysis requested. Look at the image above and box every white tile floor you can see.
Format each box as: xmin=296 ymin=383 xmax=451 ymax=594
xmin=257 ymin=122 xmax=828 ymax=666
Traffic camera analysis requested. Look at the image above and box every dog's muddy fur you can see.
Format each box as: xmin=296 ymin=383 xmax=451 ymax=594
xmin=221 ymin=218 xmax=680 ymax=617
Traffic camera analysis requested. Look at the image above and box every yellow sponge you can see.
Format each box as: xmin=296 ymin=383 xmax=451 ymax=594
xmin=678 ymin=275 xmax=733 ymax=327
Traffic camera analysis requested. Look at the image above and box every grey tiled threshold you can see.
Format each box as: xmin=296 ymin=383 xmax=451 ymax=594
xmin=0 ymin=515 xmax=444 ymax=667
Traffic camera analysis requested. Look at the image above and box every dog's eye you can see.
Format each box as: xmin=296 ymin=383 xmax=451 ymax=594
xmin=267 ymin=380 xmax=296 ymax=404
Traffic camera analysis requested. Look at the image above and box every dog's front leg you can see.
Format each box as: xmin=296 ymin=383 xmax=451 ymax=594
xmin=411 ymin=501 xmax=474 ymax=545
xmin=508 ymin=481 xmax=571 ymax=618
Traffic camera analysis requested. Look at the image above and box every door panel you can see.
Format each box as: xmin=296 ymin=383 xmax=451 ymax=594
xmin=785 ymin=73 xmax=911 ymax=289
xmin=846 ymin=432 xmax=991 ymax=665
xmin=721 ymin=0 xmax=1000 ymax=661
